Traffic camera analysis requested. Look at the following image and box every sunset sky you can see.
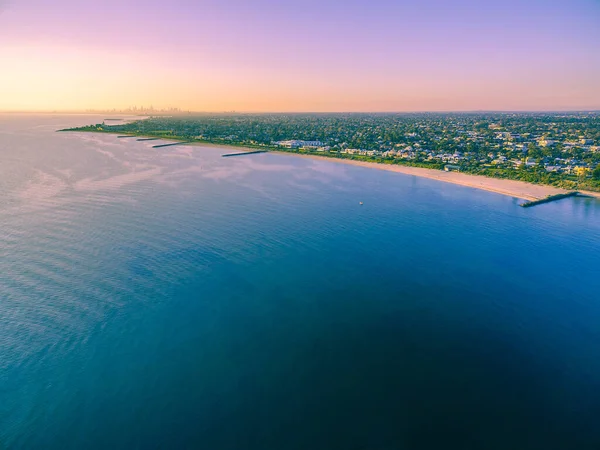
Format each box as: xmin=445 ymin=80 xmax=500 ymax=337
xmin=1 ymin=0 xmax=600 ymax=112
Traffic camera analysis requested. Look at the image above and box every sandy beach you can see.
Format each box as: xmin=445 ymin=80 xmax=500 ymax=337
xmin=156 ymin=140 xmax=600 ymax=201
xmin=270 ymin=151 xmax=600 ymax=201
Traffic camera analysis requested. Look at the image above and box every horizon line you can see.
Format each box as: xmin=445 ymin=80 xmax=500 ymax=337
xmin=2 ymin=109 xmax=600 ymax=115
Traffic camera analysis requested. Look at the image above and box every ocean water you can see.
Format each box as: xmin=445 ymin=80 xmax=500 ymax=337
xmin=1 ymin=114 xmax=600 ymax=450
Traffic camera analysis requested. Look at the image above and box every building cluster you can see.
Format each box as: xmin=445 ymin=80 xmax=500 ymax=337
xmin=273 ymin=116 xmax=600 ymax=176
xmin=275 ymin=140 xmax=326 ymax=149
xmin=97 ymin=112 xmax=600 ymax=186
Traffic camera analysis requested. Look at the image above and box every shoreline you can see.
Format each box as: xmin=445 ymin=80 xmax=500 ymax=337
xmin=66 ymin=130 xmax=600 ymax=201
xmin=193 ymin=144 xmax=599 ymax=201
xmin=269 ymin=152 xmax=600 ymax=202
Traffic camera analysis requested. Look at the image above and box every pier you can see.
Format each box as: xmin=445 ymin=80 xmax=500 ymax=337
xmin=117 ymin=135 xmax=137 ymax=139
xmin=222 ymin=150 xmax=268 ymax=157
xmin=521 ymin=191 xmax=580 ymax=208
xmin=137 ymin=138 xmax=160 ymax=141
xmin=152 ymin=141 xmax=192 ymax=148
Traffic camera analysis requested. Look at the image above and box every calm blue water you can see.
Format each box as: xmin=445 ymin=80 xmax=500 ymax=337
xmin=1 ymin=114 xmax=600 ymax=449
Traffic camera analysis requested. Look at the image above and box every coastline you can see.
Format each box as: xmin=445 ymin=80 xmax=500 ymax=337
xmin=67 ymin=131 xmax=600 ymax=202
xmin=190 ymin=142 xmax=599 ymax=201
xmin=269 ymin=151 xmax=600 ymax=202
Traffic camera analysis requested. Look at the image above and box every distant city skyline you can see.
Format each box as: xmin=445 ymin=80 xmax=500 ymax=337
xmin=1 ymin=0 xmax=600 ymax=112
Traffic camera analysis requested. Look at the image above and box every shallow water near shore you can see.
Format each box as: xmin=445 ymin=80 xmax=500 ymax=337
xmin=1 ymin=114 xmax=600 ymax=449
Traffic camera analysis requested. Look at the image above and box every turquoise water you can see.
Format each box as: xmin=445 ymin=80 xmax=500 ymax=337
xmin=1 ymin=114 xmax=600 ymax=449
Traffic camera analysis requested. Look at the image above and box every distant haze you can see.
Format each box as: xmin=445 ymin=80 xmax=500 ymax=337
xmin=1 ymin=0 xmax=599 ymax=112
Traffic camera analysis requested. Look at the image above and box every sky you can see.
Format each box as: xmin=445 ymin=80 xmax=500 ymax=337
xmin=1 ymin=0 xmax=600 ymax=112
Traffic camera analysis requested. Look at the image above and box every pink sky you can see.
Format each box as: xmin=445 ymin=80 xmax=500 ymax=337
xmin=1 ymin=0 xmax=599 ymax=111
